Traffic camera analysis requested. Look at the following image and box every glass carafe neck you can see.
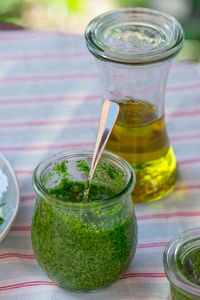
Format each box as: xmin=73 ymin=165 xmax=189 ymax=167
xmin=96 ymin=58 xmax=171 ymax=118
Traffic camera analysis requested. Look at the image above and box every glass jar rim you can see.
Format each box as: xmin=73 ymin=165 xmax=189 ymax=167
xmin=163 ymin=227 xmax=200 ymax=297
xmin=85 ymin=7 xmax=184 ymax=65
xmin=33 ymin=149 xmax=135 ymax=210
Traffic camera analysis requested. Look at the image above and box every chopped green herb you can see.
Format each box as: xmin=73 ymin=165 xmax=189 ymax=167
xmin=173 ymin=247 xmax=200 ymax=299
xmin=53 ymin=160 xmax=68 ymax=174
xmin=0 ymin=217 xmax=4 ymax=225
xmin=179 ymin=248 xmax=200 ymax=285
xmin=76 ymin=159 xmax=90 ymax=176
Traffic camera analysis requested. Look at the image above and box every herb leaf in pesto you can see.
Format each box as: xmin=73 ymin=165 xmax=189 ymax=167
xmin=0 ymin=217 xmax=4 ymax=225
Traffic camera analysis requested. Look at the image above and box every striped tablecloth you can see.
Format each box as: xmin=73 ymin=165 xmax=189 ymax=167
xmin=0 ymin=30 xmax=200 ymax=300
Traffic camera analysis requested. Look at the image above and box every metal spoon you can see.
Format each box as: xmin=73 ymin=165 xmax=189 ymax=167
xmin=83 ymin=100 xmax=119 ymax=202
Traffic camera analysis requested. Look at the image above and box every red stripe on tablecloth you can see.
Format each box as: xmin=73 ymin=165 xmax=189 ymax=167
xmin=1 ymin=134 xmax=200 ymax=152
xmin=121 ymin=273 xmax=165 ymax=279
xmin=1 ymin=109 xmax=200 ymax=129
xmin=0 ymin=281 xmax=57 ymax=292
xmin=0 ymin=273 xmax=164 ymax=292
xmin=0 ymin=52 xmax=89 ymax=61
xmin=0 ymin=68 xmax=199 ymax=91
xmin=178 ymin=158 xmax=200 ymax=165
xmin=16 ymin=170 xmax=33 ymax=175
xmin=171 ymin=62 xmax=197 ymax=69
xmin=0 ymin=110 xmax=200 ymax=128
xmin=0 ymin=246 xmax=165 ymax=261
xmin=20 ymin=195 xmax=35 ymax=202
xmin=0 ymin=109 xmax=200 ymax=128
xmin=0 ymin=81 xmax=199 ymax=106
xmin=137 ymin=242 xmax=168 ymax=248
xmin=166 ymin=109 xmax=200 ymax=118
xmin=0 ymin=94 xmax=101 ymax=105
xmin=0 ymin=73 xmax=99 ymax=83
xmin=0 ymin=253 xmax=35 ymax=259
xmin=11 ymin=226 xmax=31 ymax=231
xmin=0 ymin=117 xmax=99 ymax=128
xmin=137 ymin=211 xmax=200 ymax=221
xmin=170 ymin=134 xmax=200 ymax=142
xmin=167 ymin=82 xmax=200 ymax=92
xmin=0 ymin=142 xmax=94 ymax=152
xmin=0 ymin=244 xmax=166 ymax=260
xmin=0 ymin=246 xmax=166 ymax=263
xmin=175 ymin=184 xmax=200 ymax=191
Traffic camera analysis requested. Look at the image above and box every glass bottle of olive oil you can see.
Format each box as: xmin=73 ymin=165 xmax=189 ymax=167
xmin=85 ymin=7 xmax=184 ymax=202
xmin=105 ymin=98 xmax=177 ymax=203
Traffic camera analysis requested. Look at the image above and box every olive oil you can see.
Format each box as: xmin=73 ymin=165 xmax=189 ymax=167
xmin=105 ymin=98 xmax=177 ymax=203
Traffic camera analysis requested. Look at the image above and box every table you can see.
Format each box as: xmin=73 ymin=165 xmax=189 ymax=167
xmin=0 ymin=21 xmax=23 ymax=31
xmin=0 ymin=30 xmax=200 ymax=300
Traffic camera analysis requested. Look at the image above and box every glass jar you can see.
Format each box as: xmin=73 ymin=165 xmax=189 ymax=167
xmin=163 ymin=228 xmax=200 ymax=299
xmin=85 ymin=8 xmax=184 ymax=203
xmin=32 ymin=150 xmax=137 ymax=292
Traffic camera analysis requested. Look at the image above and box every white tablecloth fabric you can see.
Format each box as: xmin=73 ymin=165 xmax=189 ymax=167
xmin=0 ymin=30 xmax=200 ymax=299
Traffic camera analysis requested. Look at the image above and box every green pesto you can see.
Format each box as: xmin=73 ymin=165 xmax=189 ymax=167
xmin=194 ymin=254 xmax=200 ymax=278
xmin=44 ymin=159 xmax=126 ymax=202
xmin=76 ymin=159 xmax=90 ymax=176
xmin=178 ymin=248 xmax=200 ymax=285
xmin=172 ymin=248 xmax=200 ymax=300
xmin=48 ymin=178 xmax=117 ymax=203
xmin=32 ymin=159 xmax=137 ymax=292
xmin=76 ymin=159 xmax=120 ymax=180
xmin=170 ymin=285 xmax=197 ymax=300
xmin=53 ymin=159 xmax=68 ymax=174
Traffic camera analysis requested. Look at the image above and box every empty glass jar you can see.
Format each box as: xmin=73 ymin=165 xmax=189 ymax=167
xmin=85 ymin=8 xmax=184 ymax=203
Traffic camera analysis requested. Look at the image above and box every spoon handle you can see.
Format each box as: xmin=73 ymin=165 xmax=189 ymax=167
xmin=88 ymin=100 xmax=119 ymax=186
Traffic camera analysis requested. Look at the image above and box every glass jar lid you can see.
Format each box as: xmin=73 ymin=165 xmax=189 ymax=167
xmin=163 ymin=228 xmax=200 ymax=298
xmin=85 ymin=7 xmax=184 ymax=64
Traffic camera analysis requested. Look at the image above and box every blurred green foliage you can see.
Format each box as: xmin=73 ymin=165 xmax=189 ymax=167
xmin=0 ymin=0 xmax=85 ymax=16
xmin=0 ymin=0 xmax=87 ymax=26
xmin=67 ymin=0 xmax=86 ymax=11
xmin=118 ymin=0 xmax=148 ymax=7
xmin=0 ymin=0 xmax=23 ymax=21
